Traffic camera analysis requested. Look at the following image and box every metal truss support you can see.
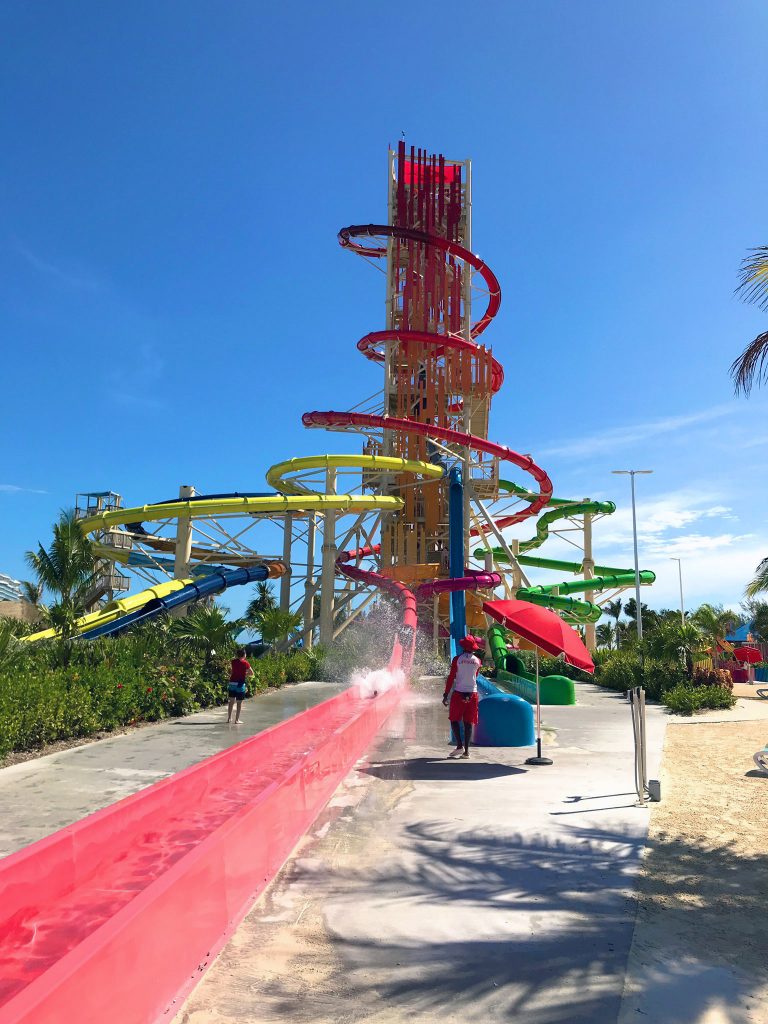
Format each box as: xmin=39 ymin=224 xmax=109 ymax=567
xmin=302 ymin=515 xmax=316 ymax=650
xmin=319 ymin=467 xmax=337 ymax=645
xmin=280 ymin=513 xmax=293 ymax=612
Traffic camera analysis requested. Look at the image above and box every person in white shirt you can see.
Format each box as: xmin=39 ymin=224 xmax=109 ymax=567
xmin=442 ymin=635 xmax=482 ymax=758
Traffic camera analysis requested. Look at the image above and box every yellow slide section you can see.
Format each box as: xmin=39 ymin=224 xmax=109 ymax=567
xmin=23 ymin=577 xmax=195 ymax=643
xmin=35 ymin=454 xmax=443 ymax=645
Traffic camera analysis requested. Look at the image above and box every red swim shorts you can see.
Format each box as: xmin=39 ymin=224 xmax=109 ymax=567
xmin=448 ymin=691 xmax=479 ymax=725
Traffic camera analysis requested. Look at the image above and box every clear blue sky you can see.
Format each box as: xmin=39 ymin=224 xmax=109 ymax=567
xmin=2 ymin=1 xmax=767 ymax=615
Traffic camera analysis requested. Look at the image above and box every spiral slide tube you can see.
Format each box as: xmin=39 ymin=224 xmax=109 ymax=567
xmin=474 ymin=481 xmax=656 ymax=623
xmin=301 ymin=221 xmax=554 ymax=746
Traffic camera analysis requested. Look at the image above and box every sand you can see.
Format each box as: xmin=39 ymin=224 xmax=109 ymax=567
xmin=620 ymin=719 xmax=768 ymax=1023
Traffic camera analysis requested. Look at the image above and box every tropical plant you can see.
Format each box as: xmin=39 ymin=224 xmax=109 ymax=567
xmin=740 ymin=598 xmax=768 ymax=640
xmin=691 ymin=603 xmax=737 ymax=652
xmin=252 ymin=607 xmax=302 ymax=647
xmin=0 ymin=619 xmax=23 ymax=671
xmin=663 ymin=683 xmax=735 ymax=715
xmin=745 ymin=558 xmax=768 ymax=600
xmin=245 ymin=581 xmax=277 ymax=624
xmin=643 ymin=621 xmax=706 ymax=676
xmin=19 ymin=580 xmax=44 ymax=606
xmin=596 ymin=622 xmax=616 ymax=649
xmin=730 ymin=246 xmax=768 ymax=394
xmin=623 ymin=598 xmax=659 ymax=637
xmin=169 ymin=603 xmax=241 ymax=671
xmin=25 ymin=509 xmax=98 ymax=637
xmin=603 ymin=598 xmax=622 ymax=622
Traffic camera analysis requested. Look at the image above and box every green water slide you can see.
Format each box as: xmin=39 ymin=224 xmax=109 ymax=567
xmin=487 ymin=624 xmax=576 ymax=705
xmin=474 ymin=481 xmax=655 ymax=623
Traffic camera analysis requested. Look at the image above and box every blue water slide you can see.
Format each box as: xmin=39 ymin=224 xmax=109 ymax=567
xmin=445 ymin=467 xmax=534 ymax=747
xmin=80 ymin=565 xmax=270 ymax=640
xmin=448 ymin=466 xmax=467 ymax=657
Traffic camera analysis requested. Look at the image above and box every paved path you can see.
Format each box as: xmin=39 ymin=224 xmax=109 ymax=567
xmin=0 ymin=681 xmax=343 ymax=858
xmin=176 ymin=681 xmax=667 ymax=1024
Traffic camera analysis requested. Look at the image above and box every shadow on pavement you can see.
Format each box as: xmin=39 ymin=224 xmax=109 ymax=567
xmin=360 ymin=758 xmax=526 ymax=781
xmin=279 ymin=822 xmax=768 ymax=1024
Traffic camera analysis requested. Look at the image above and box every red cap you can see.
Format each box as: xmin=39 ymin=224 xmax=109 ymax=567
xmin=459 ymin=635 xmax=482 ymax=652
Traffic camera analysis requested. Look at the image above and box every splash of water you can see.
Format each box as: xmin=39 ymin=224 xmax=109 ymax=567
xmin=350 ymin=665 xmax=405 ymax=699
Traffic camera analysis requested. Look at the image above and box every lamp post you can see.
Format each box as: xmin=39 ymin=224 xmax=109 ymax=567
xmin=612 ymin=470 xmax=653 ymax=641
xmin=670 ymin=557 xmax=685 ymax=627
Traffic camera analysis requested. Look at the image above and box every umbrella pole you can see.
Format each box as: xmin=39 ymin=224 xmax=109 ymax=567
xmin=526 ymin=649 xmax=553 ymax=766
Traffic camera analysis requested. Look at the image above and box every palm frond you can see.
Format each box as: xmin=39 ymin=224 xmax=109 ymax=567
xmin=736 ymin=246 xmax=768 ymax=311
xmin=19 ymin=580 xmax=44 ymax=605
xmin=746 ymin=557 xmax=768 ymax=598
xmin=730 ymin=331 xmax=768 ymax=395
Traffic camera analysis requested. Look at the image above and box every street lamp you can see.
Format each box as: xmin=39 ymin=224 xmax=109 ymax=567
xmin=670 ymin=557 xmax=685 ymax=627
xmin=612 ymin=470 xmax=653 ymax=641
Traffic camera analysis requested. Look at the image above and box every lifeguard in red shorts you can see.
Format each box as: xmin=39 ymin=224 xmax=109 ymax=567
xmin=442 ymin=635 xmax=483 ymax=758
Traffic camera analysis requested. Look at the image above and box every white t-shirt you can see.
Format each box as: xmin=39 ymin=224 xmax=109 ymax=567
xmin=448 ymin=652 xmax=481 ymax=693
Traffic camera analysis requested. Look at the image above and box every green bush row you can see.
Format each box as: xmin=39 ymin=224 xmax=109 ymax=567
xmin=0 ymin=621 xmax=324 ymax=759
xmin=593 ymin=649 xmax=738 ymax=711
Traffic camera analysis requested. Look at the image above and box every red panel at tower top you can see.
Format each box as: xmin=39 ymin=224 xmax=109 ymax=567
xmin=401 ymin=159 xmax=461 ymax=184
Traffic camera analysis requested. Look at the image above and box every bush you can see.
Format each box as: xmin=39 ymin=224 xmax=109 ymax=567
xmin=663 ymin=684 xmax=704 ymax=715
xmin=594 ymin=650 xmax=642 ymax=692
xmin=692 ymin=666 xmax=734 ymax=692
xmin=663 ymin=683 xmax=736 ymax=715
xmin=642 ymin=660 xmax=688 ymax=701
xmin=0 ymin=622 xmax=325 ymax=760
xmin=285 ymin=651 xmax=312 ymax=683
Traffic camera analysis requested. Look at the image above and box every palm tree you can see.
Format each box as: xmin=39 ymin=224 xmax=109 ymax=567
xmin=730 ymin=247 xmax=768 ymax=394
xmin=596 ymin=622 xmax=616 ymax=649
xmin=245 ymin=581 xmax=277 ymax=624
xmin=691 ymin=603 xmax=737 ymax=653
xmin=25 ymin=509 xmax=97 ymax=637
xmin=740 ymin=597 xmax=768 ymax=640
xmin=623 ymin=598 xmax=659 ymax=637
xmin=251 ymin=607 xmax=302 ymax=648
xmin=170 ymin=602 xmax=241 ymax=671
xmin=644 ymin=620 xmax=705 ymax=676
xmin=602 ymin=598 xmax=623 ymax=648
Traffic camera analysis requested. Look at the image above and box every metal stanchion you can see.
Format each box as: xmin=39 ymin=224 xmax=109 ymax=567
xmin=526 ymin=650 xmax=553 ymax=766
xmin=629 ymin=686 xmax=660 ymax=805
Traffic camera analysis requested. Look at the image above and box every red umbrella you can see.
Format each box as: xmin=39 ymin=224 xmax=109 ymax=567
xmin=734 ymin=646 xmax=762 ymax=664
xmin=483 ymin=598 xmax=595 ymax=674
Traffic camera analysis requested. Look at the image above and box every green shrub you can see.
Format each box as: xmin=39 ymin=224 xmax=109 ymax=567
xmin=699 ymin=685 xmax=737 ymax=710
xmin=285 ymin=651 xmax=312 ymax=683
xmin=642 ymin=659 xmax=688 ymax=701
xmin=662 ymin=683 xmax=736 ymax=715
xmin=594 ymin=650 xmax=642 ymax=692
xmin=663 ymin=684 xmax=704 ymax=715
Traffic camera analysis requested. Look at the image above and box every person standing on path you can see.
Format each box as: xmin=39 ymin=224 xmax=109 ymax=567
xmin=442 ymin=635 xmax=482 ymax=758
xmin=227 ymin=649 xmax=254 ymax=724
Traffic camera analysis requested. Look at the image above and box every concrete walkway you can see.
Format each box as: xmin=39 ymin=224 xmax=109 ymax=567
xmin=0 ymin=680 xmax=343 ymax=858
xmin=176 ymin=681 xmax=667 ymax=1024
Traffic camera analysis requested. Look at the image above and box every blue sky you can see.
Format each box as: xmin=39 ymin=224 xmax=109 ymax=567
xmin=2 ymin=1 xmax=767 ymax=617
